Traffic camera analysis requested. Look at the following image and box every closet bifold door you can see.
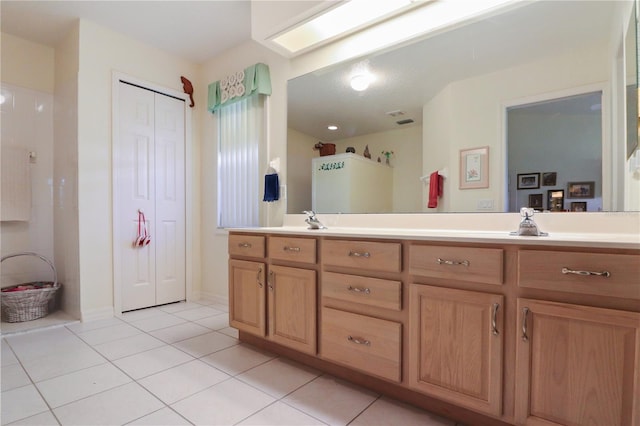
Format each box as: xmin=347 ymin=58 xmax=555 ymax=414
xmin=116 ymin=82 xmax=185 ymax=311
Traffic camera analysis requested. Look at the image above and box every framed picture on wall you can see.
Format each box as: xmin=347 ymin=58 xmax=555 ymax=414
xmin=517 ymin=173 xmax=540 ymax=189
xmin=542 ymin=172 xmax=557 ymax=186
xmin=459 ymin=146 xmax=489 ymax=189
xmin=528 ymin=193 xmax=543 ymax=209
xmin=570 ymin=201 xmax=587 ymax=212
xmin=547 ymin=189 xmax=564 ymax=211
xmin=567 ymin=181 xmax=595 ymax=198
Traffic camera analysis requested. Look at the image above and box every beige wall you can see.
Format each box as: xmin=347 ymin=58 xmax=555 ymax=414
xmin=200 ymin=39 xmax=289 ymax=300
xmin=76 ymin=20 xmax=202 ymax=319
xmin=1 ymin=32 xmax=55 ymax=93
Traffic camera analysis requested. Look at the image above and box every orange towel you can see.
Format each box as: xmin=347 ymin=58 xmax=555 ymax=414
xmin=427 ymin=171 xmax=443 ymax=208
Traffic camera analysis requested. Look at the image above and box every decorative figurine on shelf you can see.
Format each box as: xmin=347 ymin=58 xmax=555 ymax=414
xmin=377 ymin=157 xmax=381 ymax=163
xmin=363 ymin=145 xmax=371 ymax=159
xmin=346 ymin=146 xmax=355 ymax=153
xmin=381 ymin=150 xmax=394 ymax=165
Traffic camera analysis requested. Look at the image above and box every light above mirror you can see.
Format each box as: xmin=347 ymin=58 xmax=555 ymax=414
xmin=286 ymin=0 xmax=639 ymax=214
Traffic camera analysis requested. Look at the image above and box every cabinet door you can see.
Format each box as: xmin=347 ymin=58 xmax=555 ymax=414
xmin=268 ymin=265 xmax=317 ymax=355
xmin=229 ymin=259 xmax=266 ymax=337
xmin=409 ymin=284 xmax=504 ymax=416
xmin=515 ymin=299 xmax=640 ymax=426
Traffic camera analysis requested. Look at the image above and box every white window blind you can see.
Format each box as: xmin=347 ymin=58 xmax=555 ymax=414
xmin=217 ymin=94 xmax=264 ymax=228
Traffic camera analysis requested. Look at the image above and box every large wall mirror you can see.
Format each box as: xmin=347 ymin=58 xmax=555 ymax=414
xmin=286 ymin=0 xmax=640 ymax=214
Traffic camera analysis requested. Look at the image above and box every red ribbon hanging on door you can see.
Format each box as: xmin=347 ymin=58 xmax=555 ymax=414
xmin=133 ymin=210 xmax=151 ymax=247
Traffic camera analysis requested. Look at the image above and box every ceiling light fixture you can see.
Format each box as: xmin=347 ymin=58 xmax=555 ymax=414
xmin=327 ymin=125 xmax=339 ymax=131
xmin=350 ymin=74 xmax=371 ymax=91
xmin=271 ymin=0 xmax=415 ymax=55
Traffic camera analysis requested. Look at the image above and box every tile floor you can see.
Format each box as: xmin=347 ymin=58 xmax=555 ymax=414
xmin=1 ymin=300 xmax=460 ymax=426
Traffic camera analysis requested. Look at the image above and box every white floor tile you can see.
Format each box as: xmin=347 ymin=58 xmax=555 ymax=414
xmin=36 ymin=363 xmax=132 ymax=408
xmin=172 ymin=306 xmax=224 ymax=321
xmin=172 ymin=331 xmax=238 ymax=358
xmin=1 ymin=363 xmax=31 ymax=391
xmin=129 ymin=312 xmax=187 ymax=332
xmin=20 ymin=344 xmax=106 ymax=382
xmin=120 ymin=307 xmax=164 ymax=323
xmin=76 ymin=323 xmax=141 ymax=346
xmin=194 ymin=313 xmax=229 ymax=330
xmin=149 ymin=322 xmax=211 ymax=343
xmin=350 ymin=397 xmax=456 ymax=426
xmin=138 ymin=359 xmax=229 ymax=404
xmin=171 ymin=378 xmax=275 ymax=425
xmin=201 ymin=343 xmax=276 ymax=375
xmin=1 ymin=384 xmax=49 ymax=424
xmin=65 ymin=317 xmax=124 ymax=334
xmin=238 ymin=401 xmax=327 ymax=426
xmin=92 ymin=333 xmax=166 ymax=360
xmin=1 ymin=340 xmax=19 ymax=366
xmin=126 ymin=407 xmax=191 ymax=425
xmin=53 ymin=382 xmax=163 ymax=426
xmin=113 ymin=345 xmax=194 ymax=379
xmin=4 ymin=327 xmax=80 ymax=360
xmin=5 ymin=409 xmax=59 ymax=425
xmin=218 ymin=326 xmax=239 ymax=338
xmin=238 ymin=358 xmax=321 ymax=399
xmin=158 ymin=301 xmax=204 ymax=313
xmin=283 ymin=375 xmax=379 ymax=426
xmin=207 ymin=302 xmax=229 ymax=313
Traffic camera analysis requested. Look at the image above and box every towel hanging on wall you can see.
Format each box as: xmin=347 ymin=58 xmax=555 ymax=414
xmin=427 ymin=171 xmax=443 ymax=208
xmin=263 ymin=168 xmax=280 ymax=202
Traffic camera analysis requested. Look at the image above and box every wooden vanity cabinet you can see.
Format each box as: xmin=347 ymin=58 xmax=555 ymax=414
xmin=320 ymin=238 xmax=403 ymax=383
xmin=229 ymin=233 xmax=317 ymax=355
xmin=514 ymin=298 xmax=640 ymax=426
xmin=407 ymin=244 xmax=505 ymax=417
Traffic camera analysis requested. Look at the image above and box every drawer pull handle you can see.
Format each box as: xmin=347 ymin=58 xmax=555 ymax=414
xmin=491 ymin=303 xmax=500 ymax=336
xmin=268 ymin=270 xmax=274 ymax=291
xmin=238 ymin=242 xmax=252 ymax=248
xmin=283 ymin=246 xmax=301 ymax=252
xmin=561 ymin=267 xmax=610 ymax=278
xmin=521 ymin=307 xmax=530 ymax=342
xmin=347 ymin=335 xmax=371 ymax=346
xmin=437 ymin=258 xmax=470 ymax=267
xmin=257 ymin=268 xmax=263 ymax=288
xmin=347 ymin=285 xmax=371 ymax=295
xmin=349 ymin=251 xmax=371 ymax=258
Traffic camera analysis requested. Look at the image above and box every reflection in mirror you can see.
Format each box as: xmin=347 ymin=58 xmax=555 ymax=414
xmin=507 ymin=92 xmax=602 ymax=213
xmin=287 ymin=0 xmax=640 ymax=213
xmin=626 ymin=0 xmax=638 ymax=158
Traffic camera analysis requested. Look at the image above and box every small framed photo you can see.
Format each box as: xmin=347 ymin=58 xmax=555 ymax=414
xmin=517 ymin=173 xmax=540 ymax=189
xmin=570 ymin=201 xmax=587 ymax=212
xmin=528 ymin=193 xmax=543 ymax=209
xmin=542 ymin=172 xmax=557 ymax=186
xmin=459 ymin=146 xmax=489 ymax=189
xmin=547 ymin=189 xmax=564 ymax=211
xmin=567 ymin=181 xmax=595 ymax=198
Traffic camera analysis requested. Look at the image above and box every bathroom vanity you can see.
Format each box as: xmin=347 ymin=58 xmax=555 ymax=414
xmin=227 ymin=216 xmax=639 ymax=426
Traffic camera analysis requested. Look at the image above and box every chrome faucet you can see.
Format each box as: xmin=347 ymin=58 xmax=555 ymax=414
xmin=510 ymin=207 xmax=548 ymax=236
xmin=303 ymin=210 xmax=327 ymax=230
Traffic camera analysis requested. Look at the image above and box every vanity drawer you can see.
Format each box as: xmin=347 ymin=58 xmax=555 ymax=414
xmin=228 ymin=234 xmax=265 ymax=258
xmin=269 ymin=236 xmax=317 ymax=264
xmin=321 ymin=307 xmax=401 ymax=382
xmin=518 ymin=250 xmax=640 ymax=299
xmin=409 ymin=245 xmax=504 ymax=285
xmin=323 ymin=240 xmax=401 ymax=273
xmin=323 ymin=272 xmax=401 ymax=311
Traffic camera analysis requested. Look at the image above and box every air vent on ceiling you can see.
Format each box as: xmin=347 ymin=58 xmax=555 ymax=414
xmin=385 ymin=110 xmax=405 ymax=117
xmin=396 ymin=118 xmax=414 ymax=125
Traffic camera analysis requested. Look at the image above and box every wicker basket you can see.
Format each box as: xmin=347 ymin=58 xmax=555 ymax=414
xmin=1 ymin=252 xmax=60 ymax=323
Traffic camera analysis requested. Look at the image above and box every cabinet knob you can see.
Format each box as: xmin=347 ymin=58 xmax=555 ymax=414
xmin=257 ymin=268 xmax=263 ymax=288
xmin=521 ymin=307 xmax=530 ymax=342
xmin=491 ymin=303 xmax=500 ymax=336
xmin=347 ymin=335 xmax=371 ymax=346
xmin=348 ymin=251 xmax=371 ymax=258
xmin=347 ymin=285 xmax=371 ymax=295
xmin=437 ymin=258 xmax=470 ymax=267
xmin=561 ymin=267 xmax=610 ymax=278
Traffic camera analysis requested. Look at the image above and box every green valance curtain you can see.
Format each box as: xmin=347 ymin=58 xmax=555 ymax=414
xmin=207 ymin=63 xmax=272 ymax=112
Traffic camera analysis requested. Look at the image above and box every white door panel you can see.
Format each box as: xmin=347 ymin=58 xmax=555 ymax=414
xmin=116 ymin=82 xmax=185 ymax=311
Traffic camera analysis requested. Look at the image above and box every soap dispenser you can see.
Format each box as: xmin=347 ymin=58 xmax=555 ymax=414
xmin=510 ymin=208 xmax=548 ymax=236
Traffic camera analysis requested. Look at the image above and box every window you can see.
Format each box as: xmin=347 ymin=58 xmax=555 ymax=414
xmin=217 ymin=94 xmax=265 ymax=228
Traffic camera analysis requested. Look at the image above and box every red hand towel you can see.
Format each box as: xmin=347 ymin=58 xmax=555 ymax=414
xmin=427 ymin=171 xmax=443 ymax=208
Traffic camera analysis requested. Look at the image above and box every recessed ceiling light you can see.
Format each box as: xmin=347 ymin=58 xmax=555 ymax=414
xmin=350 ymin=74 xmax=372 ymax=91
xmin=327 ymin=125 xmax=339 ymax=131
